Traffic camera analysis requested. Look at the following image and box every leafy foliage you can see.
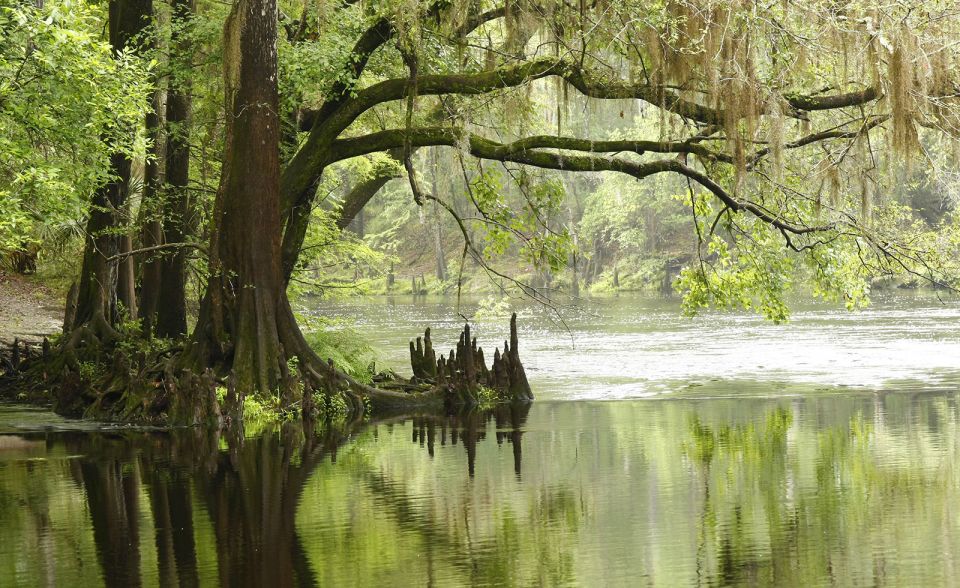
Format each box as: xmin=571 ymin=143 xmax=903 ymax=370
xmin=0 ymin=0 xmax=150 ymax=252
xmin=302 ymin=320 xmax=378 ymax=383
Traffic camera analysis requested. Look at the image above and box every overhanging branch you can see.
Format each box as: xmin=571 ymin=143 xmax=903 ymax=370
xmin=310 ymin=57 xmax=882 ymax=142
xmin=330 ymin=127 xmax=836 ymax=237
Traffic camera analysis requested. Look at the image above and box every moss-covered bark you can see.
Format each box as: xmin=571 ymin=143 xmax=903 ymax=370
xmin=184 ymin=0 xmax=285 ymax=396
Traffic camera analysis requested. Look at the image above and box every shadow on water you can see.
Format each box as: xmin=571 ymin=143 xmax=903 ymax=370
xmin=2 ymin=393 xmax=960 ymax=586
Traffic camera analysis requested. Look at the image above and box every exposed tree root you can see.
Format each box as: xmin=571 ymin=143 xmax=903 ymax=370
xmin=0 ymin=314 xmax=534 ymax=426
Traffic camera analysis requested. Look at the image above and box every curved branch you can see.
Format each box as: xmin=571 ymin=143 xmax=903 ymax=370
xmin=330 ymin=127 xmax=728 ymax=162
xmin=298 ymin=3 xmax=508 ymax=132
xmin=281 ymin=51 xmax=878 ymax=281
xmin=452 ymin=6 xmax=507 ymax=39
xmin=312 ymin=58 xmax=882 ymax=144
xmin=283 ymin=57 xmax=880 ymax=249
xmin=297 ymin=18 xmax=395 ymax=132
xmin=330 ymin=127 xmax=834 ymax=237
xmin=337 ymin=166 xmax=401 ymax=230
xmin=316 ymin=58 xmax=727 ymax=138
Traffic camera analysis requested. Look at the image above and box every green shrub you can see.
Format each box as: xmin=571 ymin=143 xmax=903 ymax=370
xmin=303 ymin=327 xmax=378 ymax=384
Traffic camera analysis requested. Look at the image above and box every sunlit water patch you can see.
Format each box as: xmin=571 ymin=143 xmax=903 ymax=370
xmin=308 ymin=293 xmax=960 ymax=399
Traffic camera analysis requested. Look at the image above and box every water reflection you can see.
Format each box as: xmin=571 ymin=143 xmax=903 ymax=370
xmin=406 ymin=403 xmax=530 ymax=476
xmin=1 ymin=394 xmax=959 ymax=586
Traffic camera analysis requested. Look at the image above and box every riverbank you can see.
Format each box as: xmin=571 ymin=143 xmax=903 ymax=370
xmin=0 ymin=273 xmax=62 ymax=345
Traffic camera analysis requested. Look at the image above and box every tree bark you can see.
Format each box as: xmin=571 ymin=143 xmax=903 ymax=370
xmin=430 ymin=148 xmax=446 ymax=281
xmin=118 ymin=234 xmax=138 ymax=319
xmin=73 ymin=0 xmax=152 ymax=331
xmin=186 ymin=0 xmax=290 ymax=395
xmin=138 ymin=85 xmax=164 ymax=335
xmin=74 ymin=152 xmax=128 ymax=329
xmin=155 ymin=0 xmax=195 ymax=338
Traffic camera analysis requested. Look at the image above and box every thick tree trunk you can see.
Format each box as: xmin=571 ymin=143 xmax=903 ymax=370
xmin=279 ymin=178 xmax=321 ymax=284
xmin=187 ymin=0 xmax=288 ymax=395
xmin=118 ymin=234 xmax=138 ymax=319
xmin=74 ymin=152 xmax=128 ymax=329
xmin=186 ymin=0 xmax=399 ymax=410
xmin=138 ymin=86 xmax=164 ymax=334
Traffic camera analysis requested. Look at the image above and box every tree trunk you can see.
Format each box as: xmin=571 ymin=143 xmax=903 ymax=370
xmin=74 ymin=152 xmax=128 ymax=329
xmin=431 ymin=148 xmax=446 ymax=282
xmin=187 ymin=0 xmax=291 ymax=395
xmin=73 ymin=0 xmax=152 ymax=331
xmin=138 ymin=85 xmax=165 ymax=335
xmin=154 ymin=0 xmax=195 ymax=338
xmin=118 ymin=234 xmax=138 ymax=320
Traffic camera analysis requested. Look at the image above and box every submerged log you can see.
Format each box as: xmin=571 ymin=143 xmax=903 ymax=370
xmin=408 ymin=313 xmax=533 ymax=406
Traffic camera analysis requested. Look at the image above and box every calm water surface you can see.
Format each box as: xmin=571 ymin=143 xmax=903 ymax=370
xmin=2 ymin=294 xmax=960 ymax=586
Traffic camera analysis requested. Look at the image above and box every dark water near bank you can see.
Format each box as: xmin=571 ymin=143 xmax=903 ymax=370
xmin=3 ymin=294 xmax=960 ymax=586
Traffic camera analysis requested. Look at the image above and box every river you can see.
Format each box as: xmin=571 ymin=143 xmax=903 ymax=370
xmin=1 ymin=293 xmax=959 ymax=586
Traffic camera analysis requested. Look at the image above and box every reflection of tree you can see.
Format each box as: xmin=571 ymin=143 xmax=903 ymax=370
xmin=195 ymin=422 xmax=319 ymax=587
xmin=60 ymin=417 xmax=361 ymax=587
xmin=679 ymin=402 xmax=957 ymax=586
xmin=146 ymin=466 xmax=197 ymax=587
xmin=409 ymin=403 xmax=530 ymax=477
xmin=347 ymin=403 xmax=577 ymax=585
xmin=140 ymin=429 xmax=208 ymax=588
xmin=684 ymin=408 xmax=793 ymax=586
xmin=64 ymin=428 xmax=221 ymax=587
xmin=23 ymin=457 xmax=57 ymax=586
xmin=10 ymin=395 xmax=960 ymax=585
xmin=68 ymin=435 xmax=144 ymax=587
xmin=180 ymin=418 xmax=364 ymax=587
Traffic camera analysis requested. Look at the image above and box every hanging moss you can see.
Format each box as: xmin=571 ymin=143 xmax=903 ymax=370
xmin=888 ymin=26 xmax=920 ymax=157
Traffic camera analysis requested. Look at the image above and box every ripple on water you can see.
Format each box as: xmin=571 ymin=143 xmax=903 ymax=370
xmin=307 ymin=293 xmax=960 ymax=400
